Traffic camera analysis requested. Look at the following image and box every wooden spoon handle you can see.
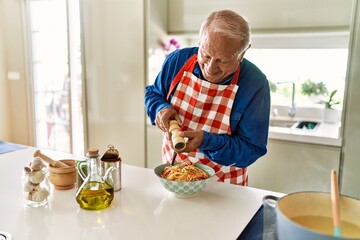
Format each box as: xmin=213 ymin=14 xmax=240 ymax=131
xmin=331 ymin=169 xmax=342 ymax=237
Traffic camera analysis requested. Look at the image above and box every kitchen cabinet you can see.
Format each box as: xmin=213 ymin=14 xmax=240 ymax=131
xmin=168 ymin=0 xmax=353 ymax=34
xmin=248 ymin=139 xmax=341 ymax=193
xmin=341 ymin=0 xmax=360 ymax=199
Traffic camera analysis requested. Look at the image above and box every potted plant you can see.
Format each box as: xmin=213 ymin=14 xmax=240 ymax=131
xmin=319 ymin=90 xmax=341 ymax=123
xmin=301 ymin=79 xmax=328 ymax=97
xmin=319 ymin=90 xmax=340 ymax=109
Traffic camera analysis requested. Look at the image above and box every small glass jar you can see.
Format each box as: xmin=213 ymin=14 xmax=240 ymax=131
xmin=22 ymin=166 xmax=50 ymax=208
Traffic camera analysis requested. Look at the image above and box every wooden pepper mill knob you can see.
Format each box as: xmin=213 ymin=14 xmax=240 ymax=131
xmin=169 ymin=120 xmax=186 ymax=151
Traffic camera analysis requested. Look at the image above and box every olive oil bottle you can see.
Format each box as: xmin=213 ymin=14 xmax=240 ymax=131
xmin=76 ymin=148 xmax=114 ymax=210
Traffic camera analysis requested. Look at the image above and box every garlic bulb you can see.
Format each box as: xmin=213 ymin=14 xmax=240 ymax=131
xmin=31 ymin=188 xmax=49 ymax=202
xmin=23 ymin=180 xmax=36 ymax=193
xmin=28 ymin=170 xmax=46 ymax=184
xmin=30 ymin=157 xmax=45 ymax=171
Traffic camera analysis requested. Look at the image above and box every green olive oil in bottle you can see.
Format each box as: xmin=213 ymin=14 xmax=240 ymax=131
xmin=76 ymin=148 xmax=114 ymax=210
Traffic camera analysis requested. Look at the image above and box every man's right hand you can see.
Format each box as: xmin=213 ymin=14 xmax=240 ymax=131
xmin=155 ymin=108 xmax=181 ymax=132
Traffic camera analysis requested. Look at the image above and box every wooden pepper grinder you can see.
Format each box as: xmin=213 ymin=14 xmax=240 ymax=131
xmin=169 ymin=120 xmax=186 ymax=151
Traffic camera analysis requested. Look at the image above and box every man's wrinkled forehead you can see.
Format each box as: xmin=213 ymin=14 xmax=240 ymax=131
xmin=198 ymin=31 xmax=241 ymax=59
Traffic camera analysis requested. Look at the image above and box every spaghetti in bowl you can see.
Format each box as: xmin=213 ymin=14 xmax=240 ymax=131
xmin=154 ymin=161 xmax=215 ymax=198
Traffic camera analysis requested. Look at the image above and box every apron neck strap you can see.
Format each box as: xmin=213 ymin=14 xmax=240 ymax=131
xmin=166 ymin=54 xmax=241 ymax=100
xmin=167 ymin=54 xmax=197 ymax=101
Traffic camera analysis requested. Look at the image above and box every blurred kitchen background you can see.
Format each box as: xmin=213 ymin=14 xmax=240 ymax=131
xmin=1 ymin=0 xmax=360 ymax=198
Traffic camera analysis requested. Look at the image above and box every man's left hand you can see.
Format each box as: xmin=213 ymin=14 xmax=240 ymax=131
xmin=179 ymin=130 xmax=204 ymax=153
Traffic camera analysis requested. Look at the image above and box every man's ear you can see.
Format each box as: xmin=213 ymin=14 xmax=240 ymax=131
xmin=240 ymin=44 xmax=251 ymax=62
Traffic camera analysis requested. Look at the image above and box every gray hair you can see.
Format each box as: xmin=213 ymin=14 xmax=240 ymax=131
xmin=199 ymin=10 xmax=251 ymax=54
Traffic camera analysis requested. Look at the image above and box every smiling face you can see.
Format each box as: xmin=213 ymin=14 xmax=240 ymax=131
xmin=197 ymin=30 xmax=246 ymax=83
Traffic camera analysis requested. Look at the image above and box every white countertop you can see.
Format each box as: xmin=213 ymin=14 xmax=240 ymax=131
xmin=0 ymin=146 xmax=282 ymax=240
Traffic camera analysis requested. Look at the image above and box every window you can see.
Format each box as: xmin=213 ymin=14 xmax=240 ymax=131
xmin=24 ymin=0 xmax=85 ymax=155
xmin=246 ymin=48 xmax=348 ymax=108
xmin=246 ymin=31 xmax=349 ymax=109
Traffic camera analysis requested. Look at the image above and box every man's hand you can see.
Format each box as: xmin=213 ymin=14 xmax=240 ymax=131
xmin=179 ymin=130 xmax=204 ymax=153
xmin=155 ymin=108 xmax=181 ymax=132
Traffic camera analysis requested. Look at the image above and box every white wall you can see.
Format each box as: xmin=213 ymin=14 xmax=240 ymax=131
xmin=81 ymin=0 xmax=146 ymax=166
xmin=0 ymin=0 xmax=32 ymax=145
xmin=0 ymin=0 xmax=10 ymax=140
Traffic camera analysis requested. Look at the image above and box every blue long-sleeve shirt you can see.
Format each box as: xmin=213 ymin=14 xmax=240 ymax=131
xmin=144 ymin=47 xmax=270 ymax=168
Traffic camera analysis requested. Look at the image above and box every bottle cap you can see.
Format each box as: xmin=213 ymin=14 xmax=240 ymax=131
xmin=101 ymin=145 xmax=121 ymax=162
xmin=87 ymin=148 xmax=99 ymax=157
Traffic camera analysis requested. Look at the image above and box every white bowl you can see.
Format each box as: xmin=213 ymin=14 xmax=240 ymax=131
xmin=154 ymin=162 xmax=215 ymax=198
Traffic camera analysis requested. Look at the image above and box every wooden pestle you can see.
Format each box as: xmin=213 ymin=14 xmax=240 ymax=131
xmin=33 ymin=150 xmax=69 ymax=168
xmin=169 ymin=120 xmax=186 ymax=151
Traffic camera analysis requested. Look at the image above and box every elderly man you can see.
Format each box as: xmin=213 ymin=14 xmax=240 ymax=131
xmin=144 ymin=10 xmax=270 ymax=185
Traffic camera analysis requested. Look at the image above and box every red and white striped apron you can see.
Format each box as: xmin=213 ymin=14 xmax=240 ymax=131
xmin=162 ymin=54 xmax=248 ymax=186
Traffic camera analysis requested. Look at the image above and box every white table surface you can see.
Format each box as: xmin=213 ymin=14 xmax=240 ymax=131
xmin=0 ymin=146 xmax=282 ymax=240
